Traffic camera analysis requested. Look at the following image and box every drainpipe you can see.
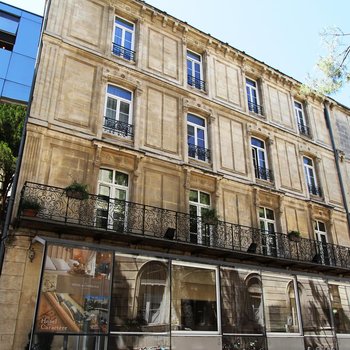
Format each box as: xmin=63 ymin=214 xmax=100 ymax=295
xmin=0 ymin=0 xmax=52 ymax=275
xmin=323 ymin=101 xmax=350 ymax=234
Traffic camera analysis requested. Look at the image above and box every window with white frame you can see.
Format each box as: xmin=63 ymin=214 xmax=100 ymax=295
xmin=187 ymin=50 xmax=205 ymax=90
xmin=113 ymin=17 xmax=135 ymax=60
xmin=259 ymin=207 xmax=277 ymax=257
xmin=189 ymin=190 xmax=211 ymax=244
xmin=315 ymin=220 xmax=331 ymax=265
xmin=294 ymin=101 xmax=310 ymax=136
xmin=187 ymin=114 xmax=209 ymax=162
xmin=104 ymin=84 xmax=133 ymax=137
xmin=96 ymin=169 xmax=129 ymax=231
xmin=251 ymin=137 xmax=272 ymax=181
xmin=246 ymin=78 xmax=262 ymax=114
xmin=303 ymin=156 xmax=321 ymax=196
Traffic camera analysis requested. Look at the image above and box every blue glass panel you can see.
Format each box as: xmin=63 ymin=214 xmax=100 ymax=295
xmin=6 ymin=53 xmax=35 ymax=86
xmin=21 ymin=11 xmax=42 ymax=24
xmin=303 ymin=157 xmax=312 ymax=166
xmin=0 ymin=48 xmax=11 ymax=78
xmin=13 ymin=18 xmax=41 ymax=57
xmin=251 ymin=138 xmax=264 ymax=148
xmin=187 ymin=51 xmax=201 ymax=62
xmin=0 ymin=4 xmax=21 ymax=17
xmin=0 ymin=10 xmax=19 ymax=34
xmin=2 ymin=80 xmax=30 ymax=101
xmin=246 ymin=78 xmax=256 ymax=87
xmin=0 ymin=79 xmax=4 ymax=95
xmin=107 ymin=85 xmax=132 ymax=100
xmin=116 ymin=18 xmax=134 ymax=31
xmin=187 ymin=59 xmax=192 ymax=76
xmin=187 ymin=114 xmax=205 ymax=126
xmin=124 ymin=31 xmax=132 ymax=49
xmin=114 ymin=27 xmax=122 ymax=45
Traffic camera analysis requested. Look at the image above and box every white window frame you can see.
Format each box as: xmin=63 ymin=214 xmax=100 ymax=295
xmin=303 ymin=156 xmax=319 ymax=195
xmin=259 ymin=207 xmax=277 ymax=257
xmin=113 ymin=16 xmax=135 ymax=59
xmin=246 ymin=78 xmax=261 ymax=113
xmin=187 ymin=50 xmax=204 ymax=89
xmin=187 ymin=114 xmax=208 ymax=162
xmin=294 ymin=101 xmax=309 ymax=135
xmin=315 ymin=220 xmax=330 ymax=265
xmin=251 ymin=137 xmax=269 ymax=180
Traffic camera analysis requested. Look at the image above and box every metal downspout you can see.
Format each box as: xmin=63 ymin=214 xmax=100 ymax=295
xmin=323 ymin=101 xmax=350 ymax=234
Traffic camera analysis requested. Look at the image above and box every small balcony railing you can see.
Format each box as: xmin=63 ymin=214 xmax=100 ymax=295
xmin=254 ymin=166 xmax=273 ymax=182
xmin=308 ymin=183 xmax=322 ymax=197
xmin=187 ymin=75 xmax=206 ymax=91
xmin=103 ymin=117 xmax=134 ymax=137
xmin=18 ymin=182 xmax=350 ymax=270
xmin=188 ymin=144 xmax=211 ymax=162
xmin=298 ymin=122 xmax=311 ymax=137
xmin=248 ymin=101 xmax=263 ymax=115
xmin=112 ymin=43 xmax=135 ymax=61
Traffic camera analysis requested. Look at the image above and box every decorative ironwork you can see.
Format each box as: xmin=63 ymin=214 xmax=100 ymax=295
xmin=308 ymin=183 xmax=322 ymax=197
xmin=19 ymin=182 xmax=350 ymax=270
xmin=188 ymin=144 xmax=211 ymax=162
xmin=254 ymin=166 xmax=273 ymax=182
xmin=187 ymin=75 xmax=206 ymax=91
xmin=298 ymin=122 xmax=311 ymax=137
xmin=248 ymin=101 xmax=263 ymax=115
xmin=112 ymin=43 xmax=135 ymax=61
xmin=103 ymin=117 xmax=134 ymax=137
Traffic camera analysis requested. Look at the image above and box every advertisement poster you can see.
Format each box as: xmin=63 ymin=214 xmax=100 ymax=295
xmin=35 ymin=244 xmax=112 ymax=334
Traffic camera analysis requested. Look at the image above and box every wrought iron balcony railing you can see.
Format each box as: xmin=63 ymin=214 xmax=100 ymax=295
xmin=18 ymin=182 xmax=350 ymax=270
xmin=188 ymin=144 xmax=211 ymax=162
xmin=298 ymin=122 xmax=311 ymax=137
xmin=103 ymin=117 xmax=134 ymax=137
xmin=187 ymin=75 xmax=206 ymax=91
xmin=248 ymin=101 xmax=263 ymax=115
xmin=254 ymin=166 xmax=274 ymax=182
xmin=112 ymin=43 xmax=135 ymax=61
xmin=308 ymin=183 xmax=322 ymax=197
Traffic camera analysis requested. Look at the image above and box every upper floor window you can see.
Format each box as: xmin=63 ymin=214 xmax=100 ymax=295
xmin=104 ymin=84 xmax=134 ymax=137
xmin=246 ymin=78 xmax=263 ymax=115
xmin=314 ymin=220 xmax=331 ymax=265
xmin=294 ymin=101 xmax=310 ymax=137
xmin=251 ymin=137 xmax=273 ymax=182
xmin=303 ymin=157 xmax=322 ymax=197
xmin=259 ymin=207 xmax=277 ymax=257
xmin=187 ymin=51 xmax=205 ymax=91
xmin=113 ymin=17 xmax=135 ymax=61
xmin=187 ymin=114 xmax=210 ymax=162
xmin=0 ymin=10 xmax=19 ymax=51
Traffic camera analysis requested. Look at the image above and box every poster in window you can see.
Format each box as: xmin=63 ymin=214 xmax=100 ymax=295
xmin=35 ymin=244 xmax=112 ymax=334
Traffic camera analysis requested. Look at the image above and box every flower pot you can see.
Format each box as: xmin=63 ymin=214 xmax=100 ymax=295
xmin=22 ymin=208 xmax=39 ymax=217
xmin=66 ymin=190 xmax=86 ymax=200
xmin=288 ymin=233 xmax=301 ymax=242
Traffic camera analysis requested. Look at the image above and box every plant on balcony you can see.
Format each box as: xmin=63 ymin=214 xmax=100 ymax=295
xmin=201 ymin=208 xmax=219 ymax=225
xmin=21 ymin=198 xmax=42 ymax=217
xmin=287 ymin=230 xmax=301 ymax=242
xmin=64 ymin=181 xmax=89 ymax=200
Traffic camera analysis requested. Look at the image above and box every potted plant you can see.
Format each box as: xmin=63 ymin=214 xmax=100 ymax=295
xmin=21 ymin=198 xmax=42 ymax=217
xmin=65 ymin=181 xmax=89 ymax=200
xmin=201 ymin=208 xmax=219 ymax=225
xmin=287 ymin=230 xmax=301 ymax=242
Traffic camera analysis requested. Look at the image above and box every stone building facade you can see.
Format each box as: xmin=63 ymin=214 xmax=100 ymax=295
xmin=1 ymin=0 xmax=350 ymax=349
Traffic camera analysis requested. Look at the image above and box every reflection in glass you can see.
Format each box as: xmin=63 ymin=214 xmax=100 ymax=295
xmin=222 ymin=335 xmax=266 ymax=350
xmin=221 ymin=268 xmax=263 ymax=334
xmin=298 ymin=277 xmax=333 ymax=336
xmin=329 ymin=282 xmax=350 ymax=334
xmin=171 ymin=264 xmax=218 ymax=332
xmin=304 ymin=336 xmax=337 ymax=350
xmin=262 ymin=273 xmax=299 ymax=333
xmin=111 ymin=255 xmax=170 ymax=333
xmin=107 ymin=335 xmax=170 ymax=350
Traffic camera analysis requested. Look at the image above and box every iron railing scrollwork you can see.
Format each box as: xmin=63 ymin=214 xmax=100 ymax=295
xmin=103 ymin=117 xmax=134 ymax=137
xmin=188 ymin=144 xmax=211 ymax=162
xmin=248 ymin=101 xmax=263 ymax=115
xmin=19 ymin=182 xmax=350 ymax=270
xmin=297 ymin=122 xmax=311 ymax=137
xmin=308 ymin=183 xmax=322 ymax=197
xmin=254 ymin=166 xmax=273 ymax=182
xmin=187 ymin=75 xmax=206 ymax=91
xmin=112 ymin=43 xmax=135 ymax=61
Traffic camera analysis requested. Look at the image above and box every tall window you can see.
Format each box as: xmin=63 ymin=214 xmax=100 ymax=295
xmin=187 ymin=114 xmax=209 ymax=162
xmin=96 ymin=169 xmax=129 ymax=231
xmin=187 ymin=51 xmax=205 ymax=90
xmin=251 ymin=138 xmax=272 ymax=181
xmin=294 ymin=101 xmax=310 ymax=136
xmin=303 ymin=156 xmax=321 ymax=196
xmin=189 ymin=190 xmax=211 ymax=244
xmin=246 ymin=78 xmax=262 ymax=115
xmin=104 ymin=85 xmax=133 ymax=137
xmin=0 ymin=11 xmax=19 ymax=51
xmin=315 ymin=220 xmax=331 ymax=265
xmin=113 ymin=17 xmax=135 ymax=61
xmin=259 ymin=207 xmax=277 ymax=257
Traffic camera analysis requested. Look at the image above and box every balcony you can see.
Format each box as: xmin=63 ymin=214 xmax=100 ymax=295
xmin=298 ymin=122 xmax=311 ymax=137
xmin=254 ymin=166 xmax=273 ymax=182
xmin=103 ymin=117 xmax=134 ymax=137
xmin=187 ymin=75 xmax=206 ymax=91
xmin=112 ymin=43 xmax=135 ymax=61
xmin=248 ymin=101 xmax=263 ymax=115
xmin=188 ymin=144 xmax=211 ymax=162
xmin=18 ymin=182 xmax=350 ymax=273
xmin=308 ymin=183 xmax=322 ymax=197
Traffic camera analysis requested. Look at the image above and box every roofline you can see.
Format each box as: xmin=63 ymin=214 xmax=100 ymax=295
xmin=0 ymin=1 xmax=43 ymax=18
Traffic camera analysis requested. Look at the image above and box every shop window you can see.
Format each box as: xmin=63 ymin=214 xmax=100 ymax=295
xmin=112 ymin=16 xmax=135 ymax=61
xmin=187 ymin=113 xmax=210 ymax=162
xmin=329 ymin=282 xmax=350 ymax=334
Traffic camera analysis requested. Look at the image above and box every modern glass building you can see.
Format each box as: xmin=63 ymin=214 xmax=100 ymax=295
xmin=0 ymin=2 xmax=42 ymax=103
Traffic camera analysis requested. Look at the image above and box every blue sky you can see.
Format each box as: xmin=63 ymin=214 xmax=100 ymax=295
xmin=5 ymin=0 xmax=350 ymax=107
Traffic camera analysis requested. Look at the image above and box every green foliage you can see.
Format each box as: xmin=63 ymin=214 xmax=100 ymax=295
xmin=21 ymin=198 xmax=42 ymax=210
xmin=65 ymin=181 xmax=89 ymax=199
